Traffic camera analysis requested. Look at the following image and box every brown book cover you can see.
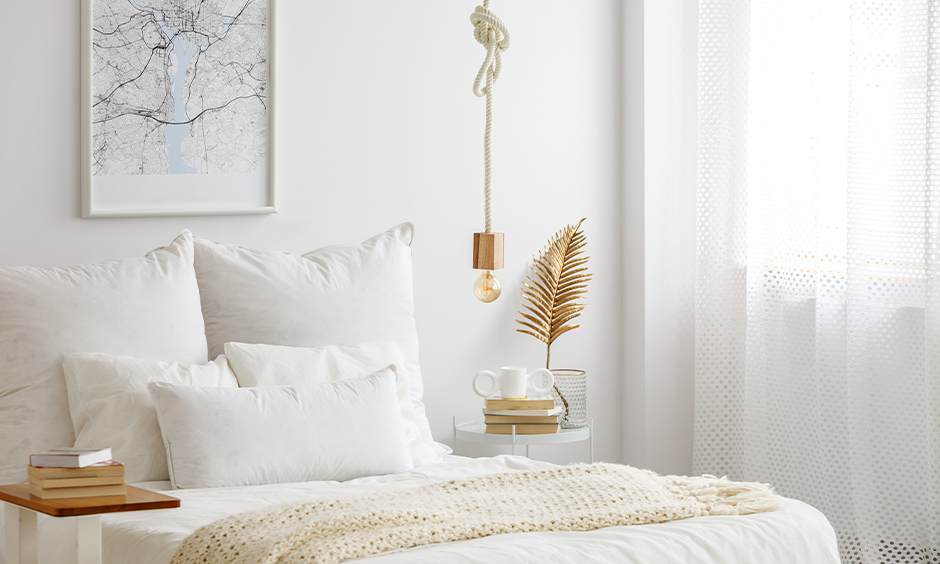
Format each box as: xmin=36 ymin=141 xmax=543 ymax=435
xmin=484 ymin=415 xmax=560 ymax=425
xmin=27 ymin=461 xmax=124 ymax=480
xmin=485 ymin=398 xmax=555 ymax=410
xmin=28 ymin=482 xmax=127 ymax=500
xmin=485 ymin=424 xmax=561 ymax=435
xmin=29 ymin=474 xmax=125 ymax=489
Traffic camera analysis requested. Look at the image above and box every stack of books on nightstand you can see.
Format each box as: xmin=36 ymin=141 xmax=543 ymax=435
xmin=483 ymin=397 xmax=562 ymax=435
xmin=28 ymin=447 xmax=126 ymax=499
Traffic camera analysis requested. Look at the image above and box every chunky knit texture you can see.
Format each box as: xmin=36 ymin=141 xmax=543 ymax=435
xmin=169 ymin=463 xmax=785 ymax=564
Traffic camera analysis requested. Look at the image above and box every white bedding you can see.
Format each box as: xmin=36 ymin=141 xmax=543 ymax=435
xmin=29 ymin=455 xmax=839 ymax=564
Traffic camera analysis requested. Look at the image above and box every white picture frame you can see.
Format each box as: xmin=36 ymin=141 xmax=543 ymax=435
xmin=81 ymin=0 xmax=276 ymax=218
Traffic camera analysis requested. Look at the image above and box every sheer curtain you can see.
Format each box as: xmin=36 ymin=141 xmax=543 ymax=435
xmin=695 ymin=1 xmax=940 ymax=562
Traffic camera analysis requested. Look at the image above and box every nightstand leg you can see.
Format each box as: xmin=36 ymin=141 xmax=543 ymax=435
xmin=76 ymin=515 xmax=101 ymax=564
xmin=5 ymin=504 xmax=37 ymax=564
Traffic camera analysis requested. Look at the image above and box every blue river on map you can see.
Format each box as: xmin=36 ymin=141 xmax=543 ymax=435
xmin=127 ymin=1 xmax=237 ymax=174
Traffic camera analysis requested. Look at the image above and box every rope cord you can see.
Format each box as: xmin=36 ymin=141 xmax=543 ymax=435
xmin=470 ymin=1 xmax=510 ymax=234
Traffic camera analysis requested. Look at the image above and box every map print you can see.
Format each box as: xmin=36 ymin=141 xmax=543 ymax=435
xmin=92 ymin=0 xmax=268 ymax=176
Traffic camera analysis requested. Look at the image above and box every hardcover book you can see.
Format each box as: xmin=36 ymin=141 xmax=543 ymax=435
xmin=27 ymin=460 xmax=124 ymax=479
xmin=29 ymin=474 xmax=125 ymax=489
xmin=484 ymin=415 xmax=560 ymax=425
xmin=482 ymin=407 xmax=562 ymax=417
xmin=484 ymin=424 xmax=561 ymax=435
xmin=484 ymin=397 xmax=556 ymax=410
xmin=27 ymin=482 xmax=127 ymax=500
xmin=29 ymin=447 xmax=112 ymax=468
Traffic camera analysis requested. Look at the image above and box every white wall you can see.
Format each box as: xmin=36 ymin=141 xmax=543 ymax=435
xmin=0 ymin=1 xmax=623 ymax=464
xmin=622 ymin=0 xmax=647 ymax=471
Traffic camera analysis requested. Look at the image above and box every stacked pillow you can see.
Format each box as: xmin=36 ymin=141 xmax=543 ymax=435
xmin=62 ymin=353 xmax=238 ymax=483
xmin=0 ymin=223 xmax=440 ymax=491
xmin=0 ymin=231 xmax=207 ymax=484
xmin=223 ymin=341 xmax=440 ymax=469
xmin=192 ymin=222 xmax=436 ymax=449
xmin=150 ymin=368 xmax=414 ymax=488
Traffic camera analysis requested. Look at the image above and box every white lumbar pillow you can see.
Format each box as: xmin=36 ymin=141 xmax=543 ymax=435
xmin=192 ymin=223 xmax=436 ymax=449
xmin=149 ymin=369 xmax=414 ymax=489
xmin=0 ymin=231 xmax=207 ymax=484
xmin=224 ymin=341 xmax=441 ymax=467
xmin=62 ymin=353 xmax=239 ymax=483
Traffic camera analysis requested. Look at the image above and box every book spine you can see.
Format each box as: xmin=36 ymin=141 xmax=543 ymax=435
xmin=29 ymin=456 xmax=83 ymax=468
xmin=484 ymin=415 xmax=560 ymax=424
xmin=29 ymin=448 xmax=112 ymax=469
xmin=29 ymin=475 xmax=125 ymax=489
xmin=28 ymin=464 xmax=124 ymax=480
xmin=28 ymin=483 xmax=127 ymax=500
xmin=485 ymin=424 xmax=561 ymax=435
xmin=484 ymin=400 xmax=556 ymax=410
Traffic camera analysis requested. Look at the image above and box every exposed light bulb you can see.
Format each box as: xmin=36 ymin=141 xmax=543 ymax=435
xmin=473 ymin=270 xmax=502 ymax=303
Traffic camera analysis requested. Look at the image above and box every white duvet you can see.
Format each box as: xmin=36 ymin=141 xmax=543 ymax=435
xmin=23 ymin=455 xmax=839 ymax=564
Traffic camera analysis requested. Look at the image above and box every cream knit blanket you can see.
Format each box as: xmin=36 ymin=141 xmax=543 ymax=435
xmin=169 ymin=463 xmax=784 ymax=564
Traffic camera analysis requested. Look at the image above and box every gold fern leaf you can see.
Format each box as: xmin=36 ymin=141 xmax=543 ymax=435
xmin=516 ymin=218 xmax=591 ymax=369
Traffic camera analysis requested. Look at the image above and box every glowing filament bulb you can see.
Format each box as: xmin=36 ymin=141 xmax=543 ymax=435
xmin=473 ymin=270 xmax=501 ymax=303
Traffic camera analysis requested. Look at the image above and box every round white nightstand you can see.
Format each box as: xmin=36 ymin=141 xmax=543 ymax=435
xmin=452 ymin=417 xmax=594 ymax=462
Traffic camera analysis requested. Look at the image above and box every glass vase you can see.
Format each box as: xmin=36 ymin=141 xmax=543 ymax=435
xmin=549 ymin=369 xmax=587 ymax=429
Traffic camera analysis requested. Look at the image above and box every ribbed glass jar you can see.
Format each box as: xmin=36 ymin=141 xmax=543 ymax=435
xmin=549 ymin=369 xmax=587 ymax=428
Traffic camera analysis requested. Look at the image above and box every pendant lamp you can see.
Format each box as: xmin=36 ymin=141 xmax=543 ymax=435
xmin=470 ymin=1 xmax=510 ymax=303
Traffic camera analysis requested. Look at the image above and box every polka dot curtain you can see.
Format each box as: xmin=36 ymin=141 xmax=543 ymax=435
xmin=695 ymin=1 xmax=940 ymax=562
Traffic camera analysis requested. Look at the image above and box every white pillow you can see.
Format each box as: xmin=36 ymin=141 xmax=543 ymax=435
xmin=192 ymin=223 xmax=435 ymax=449
xmin=0 ymin=231 xmax=207 ymax=484
xmin=224 ymin=341 xmax=441 ymax=466
xmin=149 ymin=370 xmax=414 ymax=489
xmin=62 ymin=353 xmax=238 ymax=483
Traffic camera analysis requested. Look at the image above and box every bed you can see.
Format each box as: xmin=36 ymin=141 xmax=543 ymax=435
xmin=22 ymin=455 xmax=837 ymax=564
xmin=0 ymin=224 xmax=840 ymax=564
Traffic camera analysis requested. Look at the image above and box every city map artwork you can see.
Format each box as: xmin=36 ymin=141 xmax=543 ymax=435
xmin=82 ymin=0 xmax=274 ymax=217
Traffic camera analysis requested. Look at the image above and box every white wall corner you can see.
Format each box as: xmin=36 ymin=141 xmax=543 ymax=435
xmin=622 ymin=0 xmax=647 ymax=468
xmin=623 ymin=0 xmax=698 ymax=475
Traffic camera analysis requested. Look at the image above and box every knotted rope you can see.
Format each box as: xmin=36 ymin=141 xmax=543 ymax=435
xmin=470 ymin=1 xmax=510 ymax=234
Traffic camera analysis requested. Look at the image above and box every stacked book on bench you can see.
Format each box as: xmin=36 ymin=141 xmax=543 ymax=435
xmin=484 ymin=396 xmax=561 ymax=434
xmin=28 ymin=447 xmax=125 ymax=499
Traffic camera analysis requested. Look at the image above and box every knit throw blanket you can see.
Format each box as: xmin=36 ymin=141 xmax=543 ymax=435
xmin=169 ymin=463 xmax=785 ymax=564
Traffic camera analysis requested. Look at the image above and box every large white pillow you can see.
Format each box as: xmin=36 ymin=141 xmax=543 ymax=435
xmin=62 ymin=353 xmax=238 ymax=483
xmin=0 ymin=231 xmax=207 ymax=484
xmin=192 ymin=223 xmax=435 ymax=448
xmin=224 ymin=341 xmax=441 ymax=466
xmin=149 ymin=370 xmax=414 ymax=489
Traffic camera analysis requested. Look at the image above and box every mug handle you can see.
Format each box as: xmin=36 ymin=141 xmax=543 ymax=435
xmin=528 ymin=368 xmax=554 ymax=395
xmin=472 ymin=370 xmax=500 ymax=397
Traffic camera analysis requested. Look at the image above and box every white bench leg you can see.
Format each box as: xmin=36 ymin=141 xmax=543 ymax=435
xmin=76 ymin=515 xmax=101 ymax=564
xmin=4 ymin=504 xmax=37 ymax=564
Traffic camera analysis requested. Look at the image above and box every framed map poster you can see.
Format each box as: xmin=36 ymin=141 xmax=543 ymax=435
xmin=81 ymin=0 xmax=275 ymax=217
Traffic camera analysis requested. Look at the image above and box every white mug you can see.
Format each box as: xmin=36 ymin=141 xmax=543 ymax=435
xmin=472 ymin=366 xmax=554 ymax=399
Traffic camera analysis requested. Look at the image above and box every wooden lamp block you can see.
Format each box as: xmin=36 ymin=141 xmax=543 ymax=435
xmin=473 ymin=232 xmax=504 ymax=270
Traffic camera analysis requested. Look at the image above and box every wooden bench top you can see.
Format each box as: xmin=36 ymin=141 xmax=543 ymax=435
xmin=0 ymin=484 xmax=180 ymax=517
